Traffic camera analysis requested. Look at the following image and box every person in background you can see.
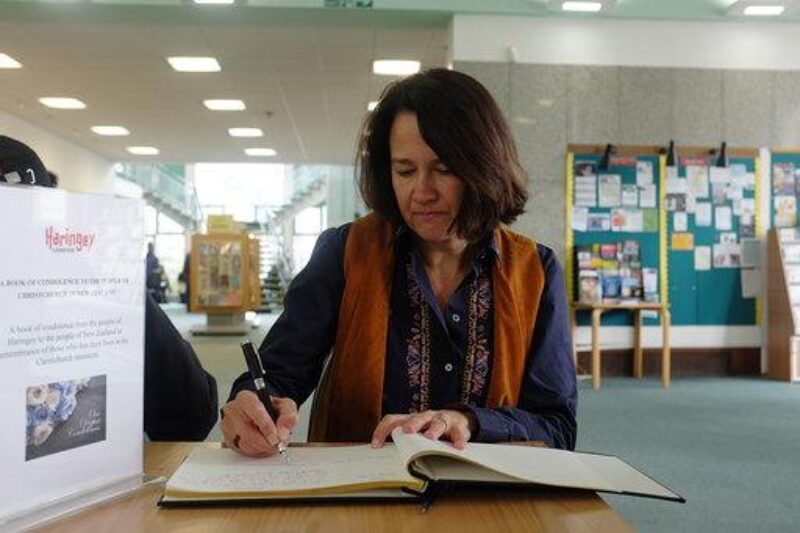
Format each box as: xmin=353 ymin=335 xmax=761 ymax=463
xmin=0 ymin=134 xmax=218 ymax=441
xmin=145 ymin=242 xmax=168 ymax=303
xmin=220 ymin=68 xmax=577 ymax=458
xmin=178 ymin=252 xmax=191 ymax=307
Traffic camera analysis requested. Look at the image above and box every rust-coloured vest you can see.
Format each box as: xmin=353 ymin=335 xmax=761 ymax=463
xmin=308 ymin=213 xmax=545 ymax=442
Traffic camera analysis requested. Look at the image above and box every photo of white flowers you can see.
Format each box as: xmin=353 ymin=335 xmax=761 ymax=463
xmin=25 ymin=375 xmax=106 ymax=461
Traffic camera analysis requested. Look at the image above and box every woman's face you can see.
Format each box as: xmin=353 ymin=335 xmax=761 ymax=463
xmin=390 ymin=112 xmax=465 ymax=246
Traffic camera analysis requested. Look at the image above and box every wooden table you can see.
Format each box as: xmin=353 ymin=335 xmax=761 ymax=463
xmin=571 ymin=302 xmax=671 ymax=390
xmin=35 ymin=443 xmax=633 ymax=532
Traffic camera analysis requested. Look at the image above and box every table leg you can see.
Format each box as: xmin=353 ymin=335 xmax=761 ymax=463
xmin=592 ymin=309 xmax=602 ymax=390
xmin=633 ymin=309 xmax=643 ymax=379
xmin=662 ymin=308 xmax=671 ymax=388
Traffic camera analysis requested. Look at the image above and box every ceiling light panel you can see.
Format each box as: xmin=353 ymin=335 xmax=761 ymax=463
xmin=167 ymin=56 xmax=221 ymax=72
xmin=245 ymin=148 xmax=277 ymax=157
xmin=562 ymin=2 xmax=603 ymax=12
xmin=372 ymin=60 xmax=421 ymax=76
xmin=743 ymin=5 xmax=785 ymax=16
xmin=228 ymin=128 xmax=263 ymax=138
xmin=91 ymin=126 xmax=130 ymax=136
xmin=0 ymin=53 xmax=22 ymax=69
xmin=39 ymin=97 xmax=87 ymax=110
xmin=203 ymin=99 xmax=246 ymax=111
xmin=548 ymin=0 xmax=615 ymax=13
xmin=726 ymin=1 xmax=787 ymax=17
xmin=127 ymin=146 xmax=160 ymax=155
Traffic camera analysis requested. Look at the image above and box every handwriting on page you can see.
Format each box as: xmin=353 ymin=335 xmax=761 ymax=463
xmin=168 ymin=445 xmax=415 ymax=493
xmin=177 ymin=468 xmax=329 ymax=490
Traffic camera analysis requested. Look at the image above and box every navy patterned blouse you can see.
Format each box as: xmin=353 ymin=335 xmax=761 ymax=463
xmin=229 ymin=224 xmax=577 ymax=450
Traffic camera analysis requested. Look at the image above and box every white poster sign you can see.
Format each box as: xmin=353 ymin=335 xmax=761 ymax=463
xmin=0 ymin=185 xmax=144 ymax=526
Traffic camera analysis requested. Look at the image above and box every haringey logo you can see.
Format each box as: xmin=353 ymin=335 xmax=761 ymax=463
xmin=45 ymin=227 xmax=96 ymax=253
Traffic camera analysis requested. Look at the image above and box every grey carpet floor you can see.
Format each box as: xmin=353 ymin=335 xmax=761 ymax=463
xmin=165 ymin=304 xmax=800 ymax=532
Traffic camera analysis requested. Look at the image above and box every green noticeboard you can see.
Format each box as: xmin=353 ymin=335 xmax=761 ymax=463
xmin=567 ymin=145 xmax=761 ymax=328
xmin=666 ymin=154 xmax=759 ymax=325
xmin=567 ymin=149 xmax=663 ymax=326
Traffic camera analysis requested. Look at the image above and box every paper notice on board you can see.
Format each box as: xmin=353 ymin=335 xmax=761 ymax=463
xmin=598 ymin=174 xmax=622 ymax=208
xmin=713 ymin=242 xmax=741 ymax=268
xmin=636 ymin=161 xmax=654 ymax=185
xmin=673 ymin=212 xmax=688 ymax=232
xmin=0 ymin=186 xmax=144 ymax=524
xmin=715 ymin=206 xmax=733 ymax=230
xmin=642 ymin=209 xmax=659 ymax=232
xmin=621 ymin=184 xmax=639 ymax=207
xmin=586 ymin=212 xmax=611 ymax=231
xmin=687 ymin=166 xmax=709 ymax=198
xmin=740 ymin=198 xmax=755 ymax=218
xmin=694 ymin=246 xmax=711 ymax=270
xmin=666 ymin=177 xmax=688 ymax=195
xmin=639 ymin=184 xmax=656 ymax=208
xmin=572 ymin=207 xmax=588 ymax=232
xmin=611 ymin=208 xmax=643 ymax=232
xmin=574 ymin=176 xmax=597 ymax=207
xmin=709 ymin=166 xmax=731 ymax=184
xmin=643 ymin=268 xmax=658 ymax=294
xmin=695 ymin=202 xmax=712 ymax=227
xmin=671 ymin=232 xmax=694 ymax=250
xmin=666 ymin=166 xmax=678 ymax=181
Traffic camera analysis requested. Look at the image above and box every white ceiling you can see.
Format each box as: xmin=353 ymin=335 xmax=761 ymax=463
xmin=0 ymin=4 xmax=450 ymax=164
xmin=2 ymin=1 xmax=799 ymax=165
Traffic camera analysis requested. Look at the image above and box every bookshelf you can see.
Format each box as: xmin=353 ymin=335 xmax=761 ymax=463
xmin=767 ymin=228 xmax=800 ymax=381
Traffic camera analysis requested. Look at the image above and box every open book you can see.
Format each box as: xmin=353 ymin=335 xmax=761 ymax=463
xmin=160 ymin=428 xmax=683 ymax=506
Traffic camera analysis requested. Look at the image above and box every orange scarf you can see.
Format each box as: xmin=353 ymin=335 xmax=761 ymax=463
xmin=309 ymin=213 xmax=545 ymax=442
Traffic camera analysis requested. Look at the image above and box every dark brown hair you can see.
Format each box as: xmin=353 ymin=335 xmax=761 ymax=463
xmin=357 ymin=68 xmax=528 ymax=243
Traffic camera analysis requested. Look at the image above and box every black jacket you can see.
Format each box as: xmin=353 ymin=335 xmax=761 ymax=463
xmin=144 ymin=295 xmax=218 ymax=440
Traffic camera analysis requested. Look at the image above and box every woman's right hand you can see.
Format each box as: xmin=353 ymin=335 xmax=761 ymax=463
xmin=220 ymin=390 xmax=298 ymax=457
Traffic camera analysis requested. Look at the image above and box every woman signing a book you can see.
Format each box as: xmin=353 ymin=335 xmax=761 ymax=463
xmin=220 ymin=68 xmax=577 ymax=457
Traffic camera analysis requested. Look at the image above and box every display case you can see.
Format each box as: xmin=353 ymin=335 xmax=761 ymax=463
xmin=190 ymin=232 xmax=261 ymax=314
xmin=767 ymin=228 xmax=800 ymax=381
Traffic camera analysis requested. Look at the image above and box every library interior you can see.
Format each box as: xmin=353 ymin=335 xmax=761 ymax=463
xmin=1 ymin=1 xmax=800 ymax=531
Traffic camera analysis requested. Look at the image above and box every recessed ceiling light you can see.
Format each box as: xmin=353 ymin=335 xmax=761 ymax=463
xmin=91 ymin=126 xmax=130 ymax=136
xmin=372 ymin=60 xmax=421 ymax=76
xmin=193 ymin=0 xmax=235 ymax=4
xmin=743 ymin=5 xmax=785 ymax=16
xmin=562 ymin=1 xmax=603 ymax=12
xmin=39 ymin=97 xmax=87 ymax=110
xmin=0 ymin=53 xmax=22 ymax=69
xmin=228 ymin=128 xmax=263 ymax=138
xmin=245 ymin=148 xmax=277 ymax=157
xmin=203 ymin=99 xmax=246 ymax=111
xmin=367 ymin=101 xmax=379 ymax=111
xmin=127 ymin=146 xmax=160 ymax=156
xmin=166 ymin=56 xmax=221 ymax=73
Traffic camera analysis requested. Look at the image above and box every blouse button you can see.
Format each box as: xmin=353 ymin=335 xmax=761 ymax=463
xmin=444 ymin=363 xmax=454 ymax=372
xmin=452 ymin=313 xmax=460 ymax=323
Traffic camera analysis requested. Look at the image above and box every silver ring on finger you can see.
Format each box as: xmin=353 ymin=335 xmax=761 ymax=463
xmin=434 ymin=415 xmax=449 ymax=432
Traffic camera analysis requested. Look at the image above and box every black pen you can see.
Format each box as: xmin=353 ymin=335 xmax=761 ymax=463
xmin=241 ymin=341 xmax=288 ymax=460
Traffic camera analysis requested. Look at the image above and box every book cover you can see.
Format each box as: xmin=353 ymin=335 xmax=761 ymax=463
xmin=578 ymin=270 xmax=602 ymax=303
xmin=600 ymin=243 xmax=617 ymax=260
xmin=602 ymin=274 xmax=621 ymax=300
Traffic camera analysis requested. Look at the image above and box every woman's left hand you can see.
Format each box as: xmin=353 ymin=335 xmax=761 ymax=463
xmin=370 ymin=409 xmax=477 ymax=450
